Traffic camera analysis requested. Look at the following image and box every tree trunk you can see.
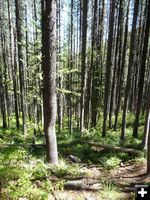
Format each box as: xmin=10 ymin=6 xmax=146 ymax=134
xmin=57 ymin=0 xmax=63 ymax=133
xmin=42 ymin=0 xmax=58 ymax=164
xmin=142 ymin=86 xmax=150 ymax=150
xmin=121 ymin=0 xmax=139 ymax=142
xmin=80 ymin=0 xmax=88 ymax=132
xmin=114 ymin=0 xmax=130 ymax=131
xmin=90 ymin=0 xmax=98 ymax=128
xmin=7 ymin=0 xmax=20 ymax=128
xmin=133 ymin=0 xmax=150 ymax=138
xmin=15 ymin=0 xmax=27 ymax=134
xmin=102 ymin=0 xmax=115 ymax=137
xmin=146 ymin=85 xmax=150 ymax=174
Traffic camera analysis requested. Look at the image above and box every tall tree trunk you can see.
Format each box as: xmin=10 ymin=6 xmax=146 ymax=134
xmin=102 ymin=0 xmax=115 ymax=137
xmin=147 ymin=121 xmax=150 ymax=174
xmin=90 ymin=0 xmax=98 ymax=128
xmin=146 ymin=84 xmax=150 ymax=174
xmin=7 ymin=0 xmax=20 ymax=128
xmin=133 ymin=0 xmax=150 ymax=138
xmin=114 ymin=0 xmax=130 ymax=131
xmin=0 ymin=8 xmax=7 ymax=128
xmin=109 ymin=0 xmax=121 ymax=129
xmin=1 ymin=32 xmax=10 ymax=127
xmin=68 ymin=0 xmax=73 ymax=133
xmin=57 ymin=0 xmax=63 ymax=133
xmin=121 ymin=0 xmax=139 ymax=142
xmin=15 ymin=0 xmax=27 ymax=134
xmin=80 ymin=0 xmax=88 ymax=132
xmin=98 ymin=0 xmax=105 ymax=113
xmin=42 ymin=0 xmax=58 ymax=164
xmin=142 ymin=85 xmax=150 ymax=150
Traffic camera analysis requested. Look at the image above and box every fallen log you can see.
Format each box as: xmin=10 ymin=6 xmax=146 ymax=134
xmin=0 ymin=144 xmax=46 ymax=148
xmin=81 ymin=141 xmax=142 ymax=156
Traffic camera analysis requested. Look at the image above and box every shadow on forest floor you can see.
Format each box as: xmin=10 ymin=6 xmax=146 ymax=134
xmin=0 ymin=122 xmax=147 ymax=200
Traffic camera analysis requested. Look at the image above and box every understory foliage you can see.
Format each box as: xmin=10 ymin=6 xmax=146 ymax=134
xmin=0 ymin=0 xmax=150 ymax=198
xmin=0 ymin=115 xmax=146 ymax=199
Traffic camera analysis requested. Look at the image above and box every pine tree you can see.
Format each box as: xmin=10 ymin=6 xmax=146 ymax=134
xmin=41 ymin=0 xmax=58 ymax=163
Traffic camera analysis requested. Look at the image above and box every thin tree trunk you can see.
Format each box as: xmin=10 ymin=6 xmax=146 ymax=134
xmin=102 ymin=0 xmax=115 ymax=137
xmin=15 ymin=0 xmax=27 ymax=134
xmin=114 ymin=0 xmax=130 ymax=131
xmin=121 ymin=0 xmax=139 ymax=142
xmin=142 ymin=86 xmax=150 ymax=150
xmin=80 ymin=0 xmax=88 ymax=132
xmin=7 ymin=0 xmax=20 ymax=128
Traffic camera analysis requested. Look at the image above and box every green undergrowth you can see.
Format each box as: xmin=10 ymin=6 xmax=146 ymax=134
xmin=0 ymin=116 xmax=45 ymax=145
xmin=0 ymin=113 xmax=146 ymax=199
xmin=0 ymin=144 xmax=139 ymax=199
xmin=0 ymin=146 xmax=128 ymax=200
xmin=0 ymin=147 xmax=89 ymax=199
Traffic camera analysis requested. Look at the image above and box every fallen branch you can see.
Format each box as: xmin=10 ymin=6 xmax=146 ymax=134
xmin=0 ymin=144 xmax=46 ymax=148
xmin=0 ymin=140 xmax=142 ymax=156
xmin=81 ymin=141 xmax=142 ymax=156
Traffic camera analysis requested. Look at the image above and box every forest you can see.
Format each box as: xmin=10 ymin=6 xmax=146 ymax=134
xmin=0 ymin=0 xmax=150 ymax=199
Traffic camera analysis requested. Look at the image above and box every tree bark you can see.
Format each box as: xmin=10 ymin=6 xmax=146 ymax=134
xmin=42 ymin=0 xmax=58 ymax=164
xmin=80 ymin=0 xmax=88 ymax=132
xmin=102 ymin=0 xmax=115 ymax=137
xmin=7 ymin=0 xmax=20 ymax=128
xmin=142 ymin=86 xmax=150 ymax=150
xmin=114 ymin=0 xmax=130 ymax=131
xmin=121 ymin=0 xmax=139 ymax=142
xmin=15 ymin=0 xmax=27 ymax=134
xmin=133 ymin=0 xmax=150 ymax=138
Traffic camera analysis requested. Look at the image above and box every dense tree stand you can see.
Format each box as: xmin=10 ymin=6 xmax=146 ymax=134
xmin=0 ymin=0 xmax=150 ymax=198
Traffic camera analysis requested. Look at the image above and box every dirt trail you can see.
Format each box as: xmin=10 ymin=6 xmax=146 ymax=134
xmin=110 ymin=162 xmax=150 ymax=197
xmin=52 ymin=162 xmax=150 ymax=200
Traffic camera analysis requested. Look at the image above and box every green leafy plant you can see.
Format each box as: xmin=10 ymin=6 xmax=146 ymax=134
xmin=32 ymin=161 xmax=48 ymax=180
xmin=100 ymin=156 xmax=121 ymax=170
xmin=49 ymin=159 xmax=87 ymax=178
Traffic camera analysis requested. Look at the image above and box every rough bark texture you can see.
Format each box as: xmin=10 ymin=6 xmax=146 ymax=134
xmin=133 ymin=0 xmax=150 ymax=138
xmin=90 ymin=0 xmax=98 ymax=128
xmin=7 ymin=0 xmax=20 ymax=128
xmin=102 ymin=0 xmax=115 ymax=137
xmin=80 ymin=0 xmax=88 ymax=132
xmin=121 ymin=0 xmax=139 ymax=141
xmin=42 ymin=0 xmax=58 ymax=164
xmin=142 ymin=86 xmax=150 ymax=150
xmin=114 ymin=0 xmax=130 ymax=131
xmin=147 ymin=87 xmax=150 ymax=173
xmin=15 ymin=0 xmax=27 ymax=134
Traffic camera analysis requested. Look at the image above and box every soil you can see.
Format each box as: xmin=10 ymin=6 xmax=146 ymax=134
xmin=51 ymin=161 xmax=150 ymax=200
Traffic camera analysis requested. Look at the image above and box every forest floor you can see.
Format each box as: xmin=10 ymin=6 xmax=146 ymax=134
xmin=0 ymin=142 xmax=148 ymax=200
xmin=0 ymin=115 xmax=148 ymax=199
xmin=49 ymin=159 xmax=149 ymax=200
